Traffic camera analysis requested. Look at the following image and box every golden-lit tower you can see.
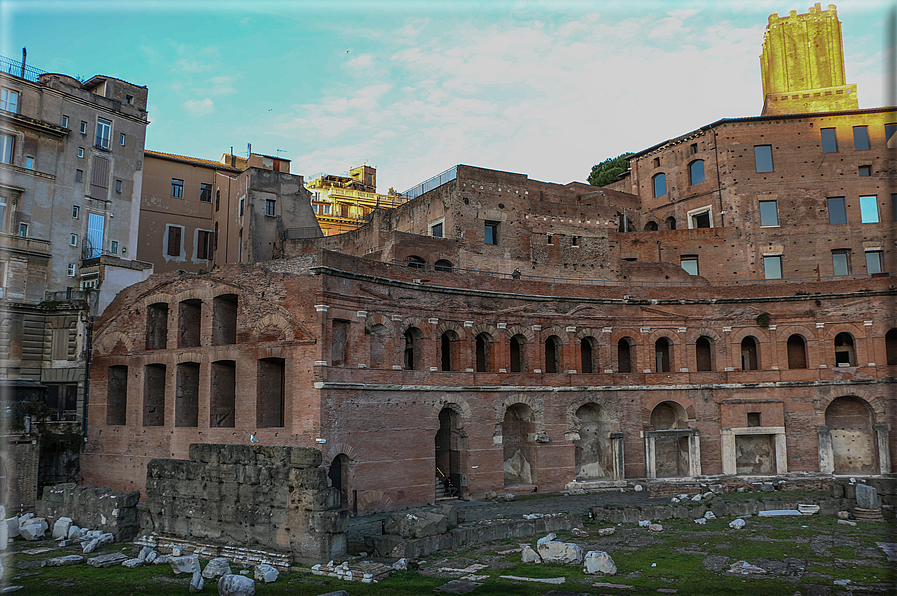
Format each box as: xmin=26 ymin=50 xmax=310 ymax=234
xmin=760 ymin=3 xmax=858 ymax=115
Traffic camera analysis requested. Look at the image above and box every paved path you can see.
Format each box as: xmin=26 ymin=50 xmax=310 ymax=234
xmin=348 ymin=489 xmax=653 ymax=543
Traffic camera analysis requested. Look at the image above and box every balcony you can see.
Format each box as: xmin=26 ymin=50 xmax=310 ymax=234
xmin=0 ymin=232 xmax=51 ymax=257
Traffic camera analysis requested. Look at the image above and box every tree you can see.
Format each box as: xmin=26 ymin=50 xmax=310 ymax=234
xmin=587 ymin=152 xmax=633 ymax=187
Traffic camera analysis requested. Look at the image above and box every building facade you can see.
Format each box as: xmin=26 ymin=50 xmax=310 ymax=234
xmin=305 ymin=165 xmax=408 ymax=236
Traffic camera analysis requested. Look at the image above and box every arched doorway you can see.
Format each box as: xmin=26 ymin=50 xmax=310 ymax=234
xmin=503 ymin=404 xmax=536 ymax=486
xmin=825 ymin=396 xmax=877 ymax=473
xmin=327 ymin=453 xmax=350 ymax=510
xmin=435 ymin=408 xmax=466 ymax=498
xmin=574 ymin=403 xmax=612 ymax=479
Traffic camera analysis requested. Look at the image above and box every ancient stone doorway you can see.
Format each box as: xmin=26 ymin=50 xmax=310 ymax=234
xmin=503 ymin=404 xmax=536 ymax=486
xmin=825 ymin=396 xmax=877 ymax=473
xmin=649 ymin=401 xmax=690 ymax=477
xmin=435 ymin=408 xmax=465 ymax=497
xmin=328 ymin=453 xmax=350 ymax=510
xmin=735 ymin=434 xmax=776 ymax=474
xmin=574 ymin=403 xmax=612 ymax=480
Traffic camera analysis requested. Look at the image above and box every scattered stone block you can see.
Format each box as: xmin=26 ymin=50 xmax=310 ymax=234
xmin=19 ymin=524 xmax=45 ymax=541
xmin=521 ymin=545 xmax=541 ymax=563
xmin=97 ymin=533 xmax=114 ymax=546
xmin=254 ymin=564 xmax=279 ymax=583
xmin=837 ymin=511 xmax=850 ymax=519
xmin=594 ymin=582 xmax=635 ymax=590
xmin=43 ymin=555 xmax=84 ymax=567
xmin=638 ymin=520 xmax=650 ymax=527
xmin=153 ymin=555 xmax=172 ymax=565
xmin=52 ymin=518 xmax=73 ymax=540
xmin=691 ymin=494 xmax=702 ymax=502
xmin=598 ymin=527 xmax=615 ymax=536
xmin=570 ymin=527 xmax=588 ymax=538
xmin=537 ymin=538 xmax=583 ymax=565
xmin=172 ymin=545 xmax=183 ymax=557
xmin=729 ymin=519 xmax=745 ymax=529
xmin=648 ymin=524 xmax=663 ymax=532
xmin=202 ymin=557 xmax=232 ymax=579
xmin=170 ymin=555 xmax=201 ymax=575
xmin=81 ymin=538 xmax=99 ymax=554
xmin=217 ymin=573 xmax=256 ymax=596
xmin=18 ymin=513 xmax=34 ymax=529
xmin=0 ymin=519 xmax=7 ymax=550
xmin=87 ymin=553 xmax=128 ymax=568
xmin=499 ymin=575 xmax=565 ymax=584
xmin=703 ymin=511 xmax=716 ymax=520
xmin=729 ymin=560 xmax=767 ymax=574
xmin=189 ymin=571 xmax=204 ymax=593
xmin=67 ymin=525 xmax=80 ymax=539
xmin=856 ymin=485 xmax=880 ymax=509
xmin=838 ymin=519 xmax=857 ymax=526
xmin=7 ymin=517 xmax=20 ymax=539
xmin=798 ymin=504 xmax=820 ymax=515
xmin=694 ymin=518 xmax=706 ymax=525
xmin=392 ymin=558 xmax=407 ymax=571
xmin=583 ymin=550 xmax=617 ymax=575
xmin=122 ymin=558 xmax=143 ymax=568
xmin=138 ymin=546 xmax=153 ymax=561
xmin=633 ymin=484 xmax=643 ymax=492
xmin=145 ymin=550 xmax=158 ymax=563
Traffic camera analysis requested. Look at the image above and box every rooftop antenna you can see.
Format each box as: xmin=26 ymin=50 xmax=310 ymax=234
xmin=21 ymin=47 xmax=26 ymax=78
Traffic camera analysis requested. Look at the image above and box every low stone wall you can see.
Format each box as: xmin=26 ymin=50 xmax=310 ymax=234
xmin=833 ymin=477 xmax=897 ymax=508
xmin=143 ymin=444 xmax=347 ymax=564
xmin=366 ymin=513 xmax=573 ymax=558
xmin=648 ymin=476 xmax=836 ymax=499
xmin=590 ymin=498 xmax=843 ymax=524
xmin=36 ymin=483 xmax=141 ymax=540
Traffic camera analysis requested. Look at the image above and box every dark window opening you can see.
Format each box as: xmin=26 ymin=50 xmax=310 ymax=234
xmin=435 ymin=259 xmax=453 ymax=272
xmin=545 ymin=335 xmax=561 ymax=373
xmin=331 ymin=319 xmax=350 ymax=367
xmin=177 ymin=299 xmax=202 ymax=348
xmin=145 ymin=303 xmax=168 ymax=350
xmin=827 ymin=197 xmax=847 ymax=225
xmin=695 ymin=337 xmax=712 ymax=371
xmin=747 ymin=412 xmax=761 ymax=427
xmin=212 ymin=294 xmax=238 ymax=345
xmin=618 ymin=337 xmax=633 ymax=373
xmin=644 ymin=221 xmax=658 ymax=231
xmin=853 ymin=126 xmax=870 ymax=150
xmin=476 ymin=333 xmax=492 ymax=372
xmin=691 ymin=210 xmax=711 ymax=228
xmin=167 ymin=226 xmax=182 ymax=256
xmin=580 ymin=337 xmax=597 ymax=373
xmin=106 ymin=366 xmax=128 ymax=426
xmin=407 ymin=255 xmax=426 ymax=269
xmin=200 ymin=183 xmax=212 ymax=202
xmin=885 ymin=329 xmax=897 ymax=366
xmin=143 ymin=364 xmax=166 ymax=427
xmin=175 ymin=362 xmax=200 ymax=427
xmin=257 ymin=358 xmax=285 ymax=428
xmin=741 ymin=337 xmax=759 ymax=371
xmin=787 ymin=335 xmax=807 ymax=369
xmin=404 ymin=327 xmax=423 ymax=370
xmin=655 ymin=337 xmax=672 ymax=372
xmin=665 ymin=216 xmax=677 ymax=230
xmin=510 ymin=335 xmax=525 ymax=373
xmin=484 ymin=221 xmax=499 ymax=245
xmin=210 ymin=360 xmax=236 ymax=427
xmin=834 ymin=332 xmax=856 ymax=367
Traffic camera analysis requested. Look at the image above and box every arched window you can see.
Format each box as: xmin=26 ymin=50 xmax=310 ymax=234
xmin=545 ymin=335 xmax=562 ymax=373
xmin=834 ymin=332 xmax=856 ymax=367
xmin=654 ymin=337 xmax=672 ymax=372
xmin=440 ymin=330 xmax=459 ymax=371
xmin=886 ymin=328 xmax=897 ymax=366
xmin=653 ymin=173 xmax=667 ymax=197
xmin=617 ymin=337 xmax=634 ymax=373
xmin=695 ymin=336 xmax=713 ymax=371
xmin=644 ymin=221 xmax=658 ymax=231
xmin=689 ymin=160 xmax=705 ymax=185
xmin=509 ymin=334 xmax=526 ymax=373
xmin=475 ymin=333 xmax=492 ymax=372
xmin=787 ymin=334 xmax=807 ymax=369
xmin=368 ymin=324 xmax=389 ymax=369
xmin=404 ymin=327 xmax=423 ymax=370
xmin=580 ymin=337 xmax=598 ymax=373
xmin=665 ymin=216 xmax=676 ymax=230
xmin=434 ymin=259 xmax=454 ymax=272
xmin=741 ymin=337 xmax=759 ymax=370
xmin=407 ymin=255 xmax=425 ymax=269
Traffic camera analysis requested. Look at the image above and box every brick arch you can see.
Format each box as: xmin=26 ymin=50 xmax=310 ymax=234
xmin=356 ymin=490 xmax=393 ymax=513
xmin=872 ymin=317 xmax=897 ymax=337
xmin=610 ymin=328 xmax=642 ymax=345
xmin=254 ymin=314 xmax=296 ymax=342
xmin=688 ymin=328 xmax=722 ymax=343
xmin=730 ymin=327 xmax=770 ymax=344
xmin=176 ymin=352 xmax=203 ymax=364
xmin=822 ymin=323 xmax=866 ymax=342
xmin=496 ymin=393 xmax=545 ymax=429
xmin=142 ymin=293 xmax=172 ymax=307
xmin=576 ymin=328 xmax=605 ymax=345
xmin=365 ymin=314 xmax=394 ymax=334
xmin=173 ymin=288 xmax=209 ymax=303
xmin=641 ymin=395 xmax=697 ymax=424
xmin=430 ymin=395 xmax=473 ymax=419
xmin=565 ymin=395 xmax=621 ymax=435
xmin=541 ymin=326 xmax=569 ymax=344
xmin=774 ymin=325 xmax=816 ymax=342
xmin=210 ymin=285 xmax=241 ymax=298
xmin=813 ymin=389 xmax=886 ymax=419
xmin=647 ymin=329 xmax=682 ymax=343
xmin=435 ymin=320 xmax=467 ymax=339
xmin=471 ymin=323 xmax=498 ymax=339
xmin=504 ymin=324 xmax=534 ymax=343
xmin=401 ymin=317 xmax=431 ymax=336
xmin=94 ymin=331 xmax=134 ymax=355
xmin=325 ymin=442 xmax=358 ymax=465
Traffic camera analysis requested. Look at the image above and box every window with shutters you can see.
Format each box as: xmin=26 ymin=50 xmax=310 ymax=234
xmin=90 ymin=156 xmax=109 ymax=199
xmin=166 ymin=225 xmax=183 ymax=257
xmin=86 ymin=213 xmax=105 ymax=258
xmin=196 ymin=230 xmax=212 ymax=260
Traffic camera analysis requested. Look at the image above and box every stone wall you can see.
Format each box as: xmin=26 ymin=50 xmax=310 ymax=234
xmin=142 ymin=444 xmax=347 ymax=563
xmin=1 ymin=434 xmax=40 ymax=508
xmin=36 ymin=483 xmax=141 ymax=540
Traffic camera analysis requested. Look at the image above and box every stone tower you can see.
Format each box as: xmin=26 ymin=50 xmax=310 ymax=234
xmin=759 ymin=3 xmax=858 ymax=115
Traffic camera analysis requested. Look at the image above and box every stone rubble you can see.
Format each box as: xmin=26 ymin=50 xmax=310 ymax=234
xmin=729 ymin=518 xmax=745 ymax=529
xmin=521 ymin=545 xmax=541 ymax=563
xmin=583 ymin=550 xmax=617 ymax=575
xmin=87 ymin=553 xmax=129 ymax=568
xmin=201 ymin=557 xmax=231 ymax=579
xmin=536 ymin=534 xmax=584 ymax=565
xmin=42 ymin=555 xmax=84 ymax=567
xmin=217 ymin=573 xmax=255 ymax=596
xmin=254 ymin=563 xmax=279 ymax=583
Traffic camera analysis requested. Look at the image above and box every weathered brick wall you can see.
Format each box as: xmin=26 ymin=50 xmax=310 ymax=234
xmin=144 ymin=444 xmax=347 ymax=563
xmin=36 ymin=483 xmax=140 ymax=540
xmin=2 ymin=434 xmax=39 ymax=508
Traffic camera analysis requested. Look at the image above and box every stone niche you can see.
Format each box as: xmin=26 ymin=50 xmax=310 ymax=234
xmin=143 ymin=444 xmax=348 ymax=563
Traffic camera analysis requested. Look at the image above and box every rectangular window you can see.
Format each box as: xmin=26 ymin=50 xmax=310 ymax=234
xmin=110 ymin=240 xmax=118 ymax=254
xmin=0 ymin=89 xmax=19 ymax=113
xmin=680 ymin=256 xmax=699 ymax=276
xmin=197 ymin=230 xmax=212 ymax=260
xmin=484 ymin=221 xmax=499 ymax=245
xmin=118 ymin=133 xmax=126 ymax=146
xmin=853 ymin=126 xmax=870 ymax=150
xmin=688 ymin=207 xmax=712 ymax=229
xmin=86 ymin=213 xmax=105 ymax=258
xmin=858 ymin=165 xmax=871 ymax=177
xmin=763 ymin=255 xmax=783 ymax=279
xmin=115 ymin=179 xmax=122 ymax=193
xmin=78 ymin=148 xmax=84 ymax=158
xmin=169 ymin=178 xmax=183 ymax=198
xmin=25 ymin=156 xmax=33 ymax=169
xmin=167 ymin=225 xmax=182 ymax=257
xmin=265 ymin=199 xmax=276 ymax=216
xmin=70 ymin=234 xmax=78 ymax=246
xmin=859 ymin=196 xmax=879 ymax=223
xmin=886 ymin=124 xmax=897 ymax=148
xmin=430 ymin=221 xmax=443 ymax=238
xmin=95 ymin=118 xmax=111 ymax=149
xmin=19 ymin=223 xmax=28 ymax=237
xmin=832 ymin=249 xmax=851 ymax=276
xmin=827 ymin=197 xmax=847 ymax=225
xmin=759 ymin=200 xmax=779 ymax=226
xmin=0 ymin=133 xmax=14 ymax=164
xmin=865 ymin=251 xmax=883 ymax=275
xmin=754 ymin=145 xmax=774 ymax=172
xmin=75 ymin=169 xmax=83 ymax=182
xmin=72 ymin=205 xmax=79 ymax=219
xmin=200 ymin=183 xmax=212 ymax=202
xmin=80 ymin=121 xmax=87 ymax=134
xmin=821 ymin=128 xmax=838 ymax=152
xmin=67 ymin=263 xmax=76 ymax=277
xmin=61 ymin=115 xmax=69 ymax=128
xmin=321 ymin=203 xmax=330 ymax=215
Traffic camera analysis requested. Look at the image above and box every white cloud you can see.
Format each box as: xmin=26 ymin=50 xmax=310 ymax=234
xmin=183 ymin=98 xmax=214 ymax=117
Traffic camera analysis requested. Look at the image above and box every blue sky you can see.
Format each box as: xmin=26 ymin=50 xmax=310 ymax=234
xmin=3 ymin=0 xmax=894 ymax=193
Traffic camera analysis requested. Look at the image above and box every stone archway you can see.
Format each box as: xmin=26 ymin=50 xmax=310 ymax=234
xmin=503 ymin=404 xmax=536 ymax=486
xmin=574 ymin=403 xmax=612 ymax=480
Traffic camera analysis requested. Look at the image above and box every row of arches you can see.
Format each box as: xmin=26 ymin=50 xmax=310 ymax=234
xmin=405 ymin=256 xmax=455 ymax=272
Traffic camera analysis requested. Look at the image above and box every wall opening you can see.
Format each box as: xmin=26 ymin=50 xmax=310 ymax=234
xmin=825 ymin=396 xmax=877 ymax=473
xmin=644 ymin=221 xmax=658 ymax=231
xmin=787 ymin=334 xmax=808 ymax=369
xmin=617 ymin=337 xmax=634 ymax=373
xmin=435 ymin=408 xmax=465 ymax=499
xmin=510 ymin=335 xmax=526 ymax=373
xmin=741 ymin=337 xmax=759 ymax=370
xmin=257 ymin=358 xmax=285 ymax=428
xmin=328 ymin=453 xmax=350 ymax=510
xmin=212 ymin=294 xmax=238 ymax=346
xmin=580 ymin=337 xmax=597 ymax=373
xmin=650 ymin=401 xmax=689 ymax=477
xmin=368 ymin=324 xmax=389 ymax=369
xmin=210 ymin=360 xmax=236 ymax=428
xmin=406 ymin=255 xmax=426 ymax=269
xmin=695 ymin=336 xmax=712 ymax=371
xmin=106 ymin=365 xmax=128 ymax=425
xmin=143 ymin=363 xmax=166 ymax=427
xmin=175 ymin=362 xmax=200 ymax=427
xmin=503 ymin=403 xmax=536 ymax=486
xmin=735 ymin=434 xmax=776 ymax=474
xmin=403 ymin=327 xmax=423 ymax=370
xmin=145 ymin=303 xmax=168 ymax=350
xmin=544 ymin=335 xmax=561 ymax=373
xmin=177 ymin=299 xmax=202 ymax=348
xmin=475 ymin=333 xmax=492 ymax=372
xmin=440 ymin=330 xmax=460 ymax=371
xmin=654 ymin=337 xmax=672 ymax=372
xmin=887 ymin=328 xmax=897 ymax=365
xmin=665 ymin=216 xmax=677 ymax=230
xmin=331 ymin=319 xmax=350 ymax=367
xmin=574 ymin=403 xmax=612 ymax=479
xmin=434 ymin=259 xmax=454 ymax=272
xmin=834 ymin=332 xmax=856 ymax=367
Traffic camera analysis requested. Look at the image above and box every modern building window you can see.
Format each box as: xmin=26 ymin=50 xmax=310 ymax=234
xmin=67 ymin=263 xmax=76 ymax=277
xmin=688 ymin=207 xmax=712 ymax=229
xmin=75 ymin=169 xmax=83 ymax=183
xmin=652 ymin=173 xmax=666 ymax=197
xmin=865 ymin=251 xmax=883 ymax=275
xmin=853 ymin=125 xmax=870 ymax=150
xmin=859 ymin=196 xmax=879 ymax=223
xmin=78 ymin=148 xmax=84 ymax=158
xmin=80 ymin=121 xmax=87 ymax=134
xmin=115 ymin=179 xmax=122 ymax=193
xmin=832 ymin=249 xmax=851 ymax=276
xmin=821 ymin=128 xmax=838 ymax=152
xmin=0 ymin=133 xmax=13 ymax=164
xmin=0 ymin=89 xmax=19 ymax=113
xmin=24 ymin=156 xmax=33 ymax=169
xmin=886 ymin=123 xmax=897 ymax=147
xmin=688 ymin=160 xmax=705 ymax=185
xmin=61 ymin=115 xmax=69 ymax=128
xmin=171 ymin=178 xmax=184 ymax=198
xmin=754 ymin=145 xmax=774 ymax=172
xmin=95 ymin=118 xmax=111 ymax=149
xmin=430 ymin=220 xmax=444 ymax=238
xmin=763 ymin=255 xmax=783 ymax=279
xmin=200 ymin=183 xmax=212 ymax=202
xmin=72 ymin=206 xmax=79 ymax=219
xmin=858 ymin=165 xmax=871 ymax=177
xmin=18 ymin=223 xmax=28 ymax=237
xmin=86 ymin=213 xmax=104 ymax=258
xmin=239 ymin=197 xmax=245 ymax=216
xmin=484 ymin=221 xmax=499 ymax=245
xmin=827 ymin=197 xmax=847 ymax=225
xmin=197 ymin=230 xmax=212 ymax=260
xmin=70 ymin=233 xmax=78 ymax=246
xmin=119 ymin=133 xmax=126 ymax=146
xmin=166 ymin=225 xmax=182 ymax=257
xmin=110 ymin=240 xmax=118 ymax=254
xmin=759 ymin=200 xmax=779 ymax=226
xmin=680 ymin=256 xmax=699 ymax=276
xmin=265 ymin=199 xmax=276 ymax=216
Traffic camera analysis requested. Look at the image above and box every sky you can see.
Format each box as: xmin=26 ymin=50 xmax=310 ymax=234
xmin=2 ymin=0 xmax=894 ymax=194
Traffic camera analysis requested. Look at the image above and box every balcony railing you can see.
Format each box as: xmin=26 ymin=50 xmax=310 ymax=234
xmin=402 ymin=165 xmax=458 ymax=200
xmin=0 ymin=55 xmax=51 ymax=83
